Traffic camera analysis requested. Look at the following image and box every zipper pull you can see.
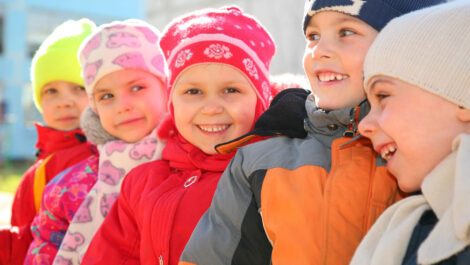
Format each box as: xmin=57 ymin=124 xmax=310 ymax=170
xmin=159 ymin=255 xmax=164 ymax=265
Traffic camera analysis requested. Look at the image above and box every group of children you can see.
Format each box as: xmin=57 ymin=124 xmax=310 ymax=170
xmin=1 ymin=0 xmax=469 ymax=264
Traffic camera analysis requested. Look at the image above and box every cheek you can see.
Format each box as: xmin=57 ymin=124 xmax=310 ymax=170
xmin=77 ymin=97 xmax=89 ymax=112
xmin=41 ymin=108 xmax=54 ymax=123
xmin=41 ymin=96 xmax=56 ymax=109
xmin=343 ymin=42 xmax=369 ymax=73
xmin=142 ymin=98 xmax=166 ymax=123
xmin=233 ymin=101 xmax=257 ymax=131
xmin=95 ymin=107 xmax=114 ymax=132
xmin=171 ymin=100 xmax=191 ymax=130
xmin=303 ymin=50 xmax=314 ymax=76
xmin=348 ymin=55 xmax=365 ymax=77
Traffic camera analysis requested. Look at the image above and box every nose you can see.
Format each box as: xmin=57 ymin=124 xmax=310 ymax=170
xmin=309 ymin=36 xmax=334 ymax=61
xmin=56 ymin=94 xmax=74 ymax=108
xmin=117 ymin=95 xmax=133 ymax=113
xmin=358 ymin=111 xmax=377 ymax=139
xmin=200 ymin=97 xmax=224 ymax=115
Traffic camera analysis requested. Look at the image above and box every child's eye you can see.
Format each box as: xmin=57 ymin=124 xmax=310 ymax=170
xmin=99 ymin=93 xmax=114 ymax=101
xmin=184 ymin=88 xmax=201 ymax=95
xmin=224 ymin=87 xmax=240 ymax=94
xmin=73 ymin=86 xmax=86 ymax=93
xmin=375 ymin=93 xmax=389 ymax=101
xmin=306 ymin=32 xmax=320 ymax=42
xmin=339 ymin=29 xmax=356 ymax=37
xmin=131 ymin=85 xmax=144 ymax=92
xmin=43 ymin=88 xmax=58 ymax=95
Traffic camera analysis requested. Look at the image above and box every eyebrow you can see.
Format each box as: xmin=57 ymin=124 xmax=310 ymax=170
xmin=93 ymin=76 xmax=152 ymax=94
xmin=177 ymin=80 xmax=248 ymax=87
xmin=93 ymin=87 xmax=110 ymax=95
xmin=337 ymin=16 xmax=363 ymax=24
xmin=125 ymin=76 xmax=150 ymax=86
xmin=308 ymin=15 xmax=363 ymax=28
xmin=368 ymin=78 xmax=394 ymax=94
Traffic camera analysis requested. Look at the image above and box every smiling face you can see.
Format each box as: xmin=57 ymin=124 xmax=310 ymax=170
xmin=359 ymin=76 xmax=470 ymax=192
xmin=93 ymin=69 xmax=167 ymax=143
xmin=41 ymin=81 xmax=89 ymax=131
xmin=171 ymin=63 xmax=258 ymax=155
xmin=303 ymin=11 xmax=378 ymax=110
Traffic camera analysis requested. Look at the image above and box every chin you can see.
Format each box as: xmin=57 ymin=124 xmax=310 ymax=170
xmin=397 ymin=178 xmax=421 ymax=193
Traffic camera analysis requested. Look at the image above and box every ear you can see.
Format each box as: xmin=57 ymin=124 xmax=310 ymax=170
xmin=457 ymin=107 xmax=470 ymax=123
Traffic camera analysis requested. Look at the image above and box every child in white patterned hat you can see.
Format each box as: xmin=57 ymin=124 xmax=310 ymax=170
xmin=354 ymin=1 xmax=470 ymax=264
xmin=24 ymin=19 xmax=168 ymax=265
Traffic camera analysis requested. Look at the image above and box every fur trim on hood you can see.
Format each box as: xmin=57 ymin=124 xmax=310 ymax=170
xmin=80 ymin=107 xmax=117 ymax=145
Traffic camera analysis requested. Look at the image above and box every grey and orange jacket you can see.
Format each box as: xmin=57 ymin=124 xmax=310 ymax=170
xmin=179 ymin=94 xmax=403 ymax=265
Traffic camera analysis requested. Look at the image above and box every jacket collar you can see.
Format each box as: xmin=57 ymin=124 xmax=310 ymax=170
xmin=35 ymin=123 xmax=87 ymax=159
xmin=304 ymin=96 xmax=370 ymax=146
xmin=161 ymin=120 xmax=234 ymax=173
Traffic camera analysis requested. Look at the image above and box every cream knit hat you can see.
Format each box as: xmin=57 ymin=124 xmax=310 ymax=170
xmin=79 ymin=19 xmax=166 ymax=102
xmin=364 ymin=0 xmax=470 ymax=109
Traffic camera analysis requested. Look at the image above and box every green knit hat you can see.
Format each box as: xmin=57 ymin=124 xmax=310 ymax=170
xmin=31 ymin=18 xmax=96 ymax=112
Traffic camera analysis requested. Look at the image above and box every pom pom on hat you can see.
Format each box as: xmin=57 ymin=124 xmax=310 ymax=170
xmin=31 ymin=18 xmax=95 ymax=112
xmin=303 ymin=0 xmax=446 ymax=33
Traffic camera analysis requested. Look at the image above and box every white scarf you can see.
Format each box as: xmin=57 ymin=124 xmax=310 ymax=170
xmin=350 ymin=134 xmax=470 ymax=265
xmin=53 ymin=130 xmax=164 ymax=265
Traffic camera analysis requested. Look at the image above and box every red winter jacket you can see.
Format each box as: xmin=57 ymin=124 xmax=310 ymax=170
xmin=0 ymin=124 xmax=96 ymax=265
xmin=82 ymin=127 xmax=234 ymax=265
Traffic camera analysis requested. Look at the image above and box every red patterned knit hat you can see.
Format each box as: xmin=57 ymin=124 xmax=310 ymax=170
xmin=160 ymin=6 xmax=276 ymax=111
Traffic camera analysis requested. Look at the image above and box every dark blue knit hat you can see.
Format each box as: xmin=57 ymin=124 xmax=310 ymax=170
xmin=303 ymin=0 xmax=446 ymax=33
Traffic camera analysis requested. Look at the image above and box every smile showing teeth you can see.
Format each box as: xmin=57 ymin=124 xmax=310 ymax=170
xmin=317 ymin=72 xmax=348 ymax=82
xmin=380 ymin=144 xmax=397 ymax=161
xmin=198 ymin=125 xmax=229 ymax=133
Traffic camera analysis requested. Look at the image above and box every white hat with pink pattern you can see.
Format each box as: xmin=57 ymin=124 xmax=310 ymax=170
xmin=79 ymin=19 xmax=166 ymax=97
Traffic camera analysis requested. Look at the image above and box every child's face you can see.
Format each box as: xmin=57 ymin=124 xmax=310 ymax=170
xmin=93 ymin=69 xmax=167 ymax=143
xmin=303 ymin=11 xmax=378 ymax=110
xmin=359 ymin=76 xmax=470 ymax=192
xmin=172 ymin=64 xmax=257 ymax=155
xmin=41 ymin=81 xmax=88 ymax=131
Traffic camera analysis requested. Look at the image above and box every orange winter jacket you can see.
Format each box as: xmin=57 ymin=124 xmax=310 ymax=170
xmin=179 ymin=100 xmax=403 ymax=265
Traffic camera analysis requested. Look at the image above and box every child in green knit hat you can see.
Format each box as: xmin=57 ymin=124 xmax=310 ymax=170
xmin=31 ymin=18 xmax=93 ymax=130
xmin=0 ymin=18 xmax=97 ymax=265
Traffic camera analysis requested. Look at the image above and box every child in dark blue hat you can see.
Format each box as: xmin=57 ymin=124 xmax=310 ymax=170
xmin=179 ymin=0 xmax=445 ymax=265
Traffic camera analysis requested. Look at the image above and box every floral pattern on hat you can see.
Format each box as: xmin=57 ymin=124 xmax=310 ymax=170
xmin=243 ymin=58 xmax=259 ymax=80
xmin=175 ymin=49 xmax=193 ymax=68
xmin=204 ymin=44 xmax=233 ymax=59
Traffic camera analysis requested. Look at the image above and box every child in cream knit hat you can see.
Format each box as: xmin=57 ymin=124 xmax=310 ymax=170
xmin=354 ymin=1 xmax=470 ymax=264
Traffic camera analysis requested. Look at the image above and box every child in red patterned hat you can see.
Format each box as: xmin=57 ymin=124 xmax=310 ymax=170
xmin=81 ymin=6 xmax=276 ymax=265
